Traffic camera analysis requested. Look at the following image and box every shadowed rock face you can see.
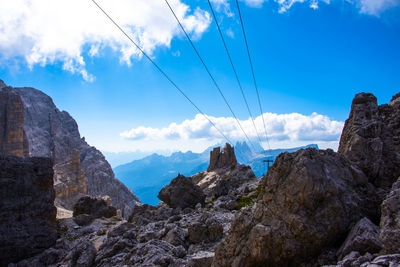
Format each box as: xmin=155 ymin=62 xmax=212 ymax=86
xmin=380 ymin=177 xmax=400 ymax=254
xmin=73 ymin=195 xmax=117 ymax=226
xmin=207 ymin=143 xmax=237 ymax=172
xmin=0 ymin=83 xmax=140 ymax=217
xmin=0 ymin=154 xmax=57 ymax=266
xmin=337 ymin=217 xmax=382 ymax=260
xmin=213 ymin=148 xmax=374 ymax=267
xmin=338 ymin=92 xmax=400 ymax=189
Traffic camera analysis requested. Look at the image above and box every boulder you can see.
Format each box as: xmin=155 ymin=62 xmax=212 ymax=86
xmin=73 ymin=196 xmax=117 ymax=225
xmin=213 ymin=148 xmax=373 ymax=267
xmin=158 ymin=174 xmax=205 ymax=209
xmin=0 ymin=154 xmax=57 ymax=266
xmin=337 ymin=217 xmax=382 ymax=259
xmin=207 ymin=143 xmax=237 ymax=171
xmin=380 ymin=177 xmax=400 ymax=254
xmin=338 ymin=92 xmax=400 ymax=189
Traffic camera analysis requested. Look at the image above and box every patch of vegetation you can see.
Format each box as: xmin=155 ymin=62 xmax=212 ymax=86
xmin=236 ymin=184 xmax=263 ymax=209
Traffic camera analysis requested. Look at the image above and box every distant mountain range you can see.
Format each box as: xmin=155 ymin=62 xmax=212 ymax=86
xmin=113 ymin=142 xmax=319 ymax=205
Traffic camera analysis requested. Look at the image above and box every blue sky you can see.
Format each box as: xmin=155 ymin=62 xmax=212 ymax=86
xmin=0 ymin=0 xmax=399 ymax=153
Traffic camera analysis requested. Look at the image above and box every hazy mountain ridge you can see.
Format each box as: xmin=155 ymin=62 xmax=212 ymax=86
xmin=114 ymin=142 xmax=319 ymax=205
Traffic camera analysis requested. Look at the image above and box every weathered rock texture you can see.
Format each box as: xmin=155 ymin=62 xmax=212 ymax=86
xmin=213 ymin=148 xmax=373 ymax=267
xmin=0 ymin=83 xmax=139 ymax=217
xmin=73 ymin=195 xmax=117 ymax=226
xmin=207 ymin=143 xmax=237 ymax=172
xmin=54 ymin=149 xmax=86 ymax=203
xmin=0 ymin=87 xmax=29 ymax=157
xmin=380 ymin=177 xmax=400 ymax=254
xmin=338 ymin=92 xmax=400 ymax=189
xmin=337 ymin=217 xmax=382 ymax=259
xmin=0 ymin=154 xmax=57 ymax=266
xmin=158 ymin=174 xmax=206 ymax=209
xmin=192 ymin=143 xmax=257 ymax=201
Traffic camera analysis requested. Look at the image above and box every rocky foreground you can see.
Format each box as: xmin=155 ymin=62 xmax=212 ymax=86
xmin=1 ymin=90 xmax=400 ymax=267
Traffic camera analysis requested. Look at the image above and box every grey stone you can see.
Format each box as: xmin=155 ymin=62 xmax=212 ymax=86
xmin=213 ymin=148 xmax=374 ymax=267
xmin=158 ymin=174 xmax=205 ymax=209
xmin=338 ymin=92 xmax=400 ymax=190
xmin=380 ymin=177 xmax=400 ymax=254
xmin=0 ymin=154 xmax=57 ymax=266
xmin=73 ymin=195 xmax=117 ymax=219
xmin=338 ymin=217 xmax=382 ymax=259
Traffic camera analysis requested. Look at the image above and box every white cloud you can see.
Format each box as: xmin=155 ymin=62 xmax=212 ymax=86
xmin=0 ymin=0 xmax=211 ymax=81
xmin=213 ymin=0 xmax=397 ymax=15
xmin=120 ymin=112 xmax=344 ymax=150
xmin=210 ymin=0 xmax=235 ymax=17
xmin=357 ymin=0 xmax=399 ymax=16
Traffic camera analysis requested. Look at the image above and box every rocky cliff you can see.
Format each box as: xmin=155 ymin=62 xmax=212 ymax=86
xmin=338 ymin=92 xmax=400 ymax=189
xmin=7 ymin=91 xmax=400 ymax=267
xmin=0 ymin=80 xmax=139 ymax=217
xmin=212 ymin=92 xmax=400 ymax=267
xmin=0 ymin=154 xmax=57 ymax=266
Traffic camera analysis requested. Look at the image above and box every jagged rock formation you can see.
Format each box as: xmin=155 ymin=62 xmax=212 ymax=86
xmin=0 ymin=87 xmax=29 ymax=157
xmin=338 ymin=92 xmax=400 ymax=189
xmin=207 ymin=143 xmax=237 ymax=171
xmin=0 ymin=81 xmax=140 ymax=217
xmin=0 ymin=154 xmax=57 ymax=266
xmin=192 ymin=143 xmax=257 ymax=202
xmin=380 ymin=177 xmax=400 ymax=254
xmin=7 ymin=90 xmax=400 ymax=267
xmin=158 ymin=174 xmax=206 ymax=209
xmin=213 ymin=148 xmax=374 ymax=266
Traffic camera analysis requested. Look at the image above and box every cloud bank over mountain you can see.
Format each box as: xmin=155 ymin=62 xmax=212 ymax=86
xmin=0 ymin=0 xmax=211 ymax=81
xmin=120 ymin=112 xmax=344 ymax=150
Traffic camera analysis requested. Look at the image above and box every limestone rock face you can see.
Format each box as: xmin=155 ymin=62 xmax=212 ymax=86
xmin=158 ymin=174 xmax=206 ymax=209
xmin=337 ymin=217 xmax=382 ymax=260
xmin=0 ymin=87 xmax=29 ymax=157
xmin=207 ymin=143 xmax=237 ymax=172
xmin=54 ymin=149 xmax=86 ymax=204
xmin=0 ymin=154 xmax=57 ymax=266
xmin=380 ymin=177 xmax=400 ymax=254
xmin=213 ymin=148 xmax=373 ymax=267
xmin=338 ymin=92 xmax=400 ymax=189
xmin=0 ymin=83 xmax=140 ymax=217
